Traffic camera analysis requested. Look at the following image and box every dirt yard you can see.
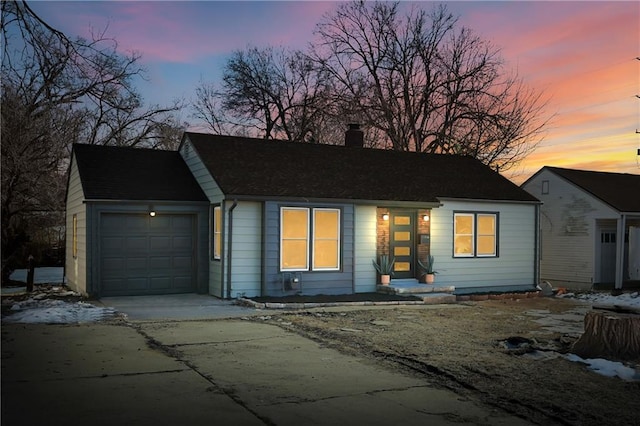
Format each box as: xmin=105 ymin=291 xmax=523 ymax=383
xmin=254 ymin=297 xmax=640 ymax=426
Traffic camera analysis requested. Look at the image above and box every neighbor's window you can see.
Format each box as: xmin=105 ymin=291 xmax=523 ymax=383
xmin=454 ymin=212 xmax=498 ymax=258
xmin=280 ymin=207 xmax=341 ymax=271
xmin=72 ymin=214 xmax=78 ymax=258
xmin=213 ymin=205 xmax=221 ymax=260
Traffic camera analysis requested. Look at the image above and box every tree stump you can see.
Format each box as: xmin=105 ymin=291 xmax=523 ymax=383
xmin=571 ymin=310 xmax=640 ymax=361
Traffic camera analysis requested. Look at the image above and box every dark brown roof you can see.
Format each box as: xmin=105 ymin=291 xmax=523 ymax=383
xmin=185 ymin=132 xmax=538 ymax=203
xmin=72 ymin=144 xmax=207 ymax=202
xmin=543 ymin=166 xmax=640 ymax=212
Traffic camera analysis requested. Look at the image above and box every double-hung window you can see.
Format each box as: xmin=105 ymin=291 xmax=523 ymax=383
xmin=280 ymin=207 xmax=340 ymax=271
xmin=454 ymin=212 xmax=498 ymax=257
xmin=213 ymin=205 xmax=221 ymax=260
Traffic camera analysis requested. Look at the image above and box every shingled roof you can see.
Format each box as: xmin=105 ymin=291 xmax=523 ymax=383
xmin=185 ymin=132 xmax=538 ymax=204
xmin=72 ymin=144 xmax=207 ymax=202
xmin=542 ymin=166 xmax=640 ymax=212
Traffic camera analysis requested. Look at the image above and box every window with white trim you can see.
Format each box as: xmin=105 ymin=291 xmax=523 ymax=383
xmin=213 ymin=205 xmax=222 ymax=260
xmin=72 ymin=214 xmax=78 ymax=258
xmin=454 ymin=212 xmax=498 ymax=257
xmin=313 ymin=209 xmax=340 ymax=270
xmin=280 ymin=207 xmax=340 ymax=271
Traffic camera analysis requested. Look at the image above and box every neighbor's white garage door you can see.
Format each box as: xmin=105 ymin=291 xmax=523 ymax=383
xmin=100 ymin=213 xmax=196 ymax=296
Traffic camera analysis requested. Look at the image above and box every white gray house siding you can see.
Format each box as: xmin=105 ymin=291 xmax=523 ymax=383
xmin=430 ymin=199 xmax=537 ymax=293
xmin=227 ymin=201 xmax=262 ymax=298
xmin=180 ymin=137 xmax=224 ymax=296
xmin=65 ymin=156 xmax=87 ymax=294
xmin=523 ymin=169 xmax=622 ymax=289
xmin=354 ymin=205 xmax=377 ymax=293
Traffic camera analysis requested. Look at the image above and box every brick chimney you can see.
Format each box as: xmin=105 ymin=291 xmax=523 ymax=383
xmin=344 ymin=123 xmax=364 ymax=148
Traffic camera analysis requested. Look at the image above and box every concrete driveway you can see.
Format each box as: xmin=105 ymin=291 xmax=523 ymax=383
xmin=96 ymin=293 xmax=262 ymax=321
xmin=1 ymin=317 xmax=533 ymax=426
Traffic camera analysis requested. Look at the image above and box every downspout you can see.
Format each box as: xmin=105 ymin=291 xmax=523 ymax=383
xmin=225 ymin=199 xmax=238 ymax=299
xmin=534 ymin=204 xmax=540 ymax=288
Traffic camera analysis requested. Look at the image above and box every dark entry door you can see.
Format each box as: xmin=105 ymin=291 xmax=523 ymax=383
xmin=390 ymin=211 xmax=416 ymax=279
xmin=599 ymin=230 xmax=616 ymax=283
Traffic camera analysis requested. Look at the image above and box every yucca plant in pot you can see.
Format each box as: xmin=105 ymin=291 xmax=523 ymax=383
xmin=372 ymin=255 xmax=395 ymax=285
xmin=418 ymin=255 xmax=437 ymax=284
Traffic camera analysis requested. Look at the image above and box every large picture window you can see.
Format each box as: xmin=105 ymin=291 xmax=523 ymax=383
xmin=213 ymin=205 xmax=221 ymax=260
xmin=280 ymin=207 xmax=340 ymax=271
xmin=454 ymin=212 xmax=498 ymax=257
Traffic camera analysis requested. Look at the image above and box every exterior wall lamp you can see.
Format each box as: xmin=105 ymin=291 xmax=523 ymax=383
xmin=149 ymin=205 xmax=156 ymax=217
xmin=382 ymin=213 xmax=389 ymax=221
xmin=422 ymin=214 xmax=430 ymax=222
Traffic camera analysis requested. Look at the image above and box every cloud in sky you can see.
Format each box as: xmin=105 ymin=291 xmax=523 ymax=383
xmin=30 ymin=1 xmax=335 ymax=63
xmin=26 ymin=1 xmax=640 ymax=181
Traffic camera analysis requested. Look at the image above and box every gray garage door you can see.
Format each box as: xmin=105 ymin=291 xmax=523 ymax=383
xmin=100 ymin=213 xmax=196 ymax=296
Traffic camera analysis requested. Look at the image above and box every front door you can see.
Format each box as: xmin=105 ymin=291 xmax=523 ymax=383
xmin=390 ymin=211 xmax=416 ymax=279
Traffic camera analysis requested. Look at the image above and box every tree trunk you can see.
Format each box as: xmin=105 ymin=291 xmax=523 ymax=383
xmin=571 ymin=311 xmax=640 ymax=361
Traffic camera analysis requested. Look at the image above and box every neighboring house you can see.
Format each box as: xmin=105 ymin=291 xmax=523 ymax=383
xmin=522 ymin=166 xmax=640 ymax=290
xmin=66 ymin=127 xmax=541 ymax=298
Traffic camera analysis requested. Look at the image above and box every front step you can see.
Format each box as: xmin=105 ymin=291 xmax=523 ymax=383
xmin=377 ymin=280 xmax=457 ymax=304
xmin=416 ymin=293 xmax=457 ymax=304
xmin=377 ymin=283 xmax=456 ymax=295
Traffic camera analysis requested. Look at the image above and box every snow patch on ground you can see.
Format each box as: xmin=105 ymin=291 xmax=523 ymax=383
xmin=565 ymin=354 xmax=640 ymax=382
xmin=3 ymin=299 xmax=119 ymax=324
xmin=525 ymin=350 xmax=640 ymax=381
xmin=8 ymin=267 xmax=64 ymax=284
xmin=558 ymin=291 xmax=640 ymax=308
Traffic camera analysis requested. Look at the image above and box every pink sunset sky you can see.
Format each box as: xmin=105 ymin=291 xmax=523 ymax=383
xmin=27 ymin=1 xmax=640 ymax=184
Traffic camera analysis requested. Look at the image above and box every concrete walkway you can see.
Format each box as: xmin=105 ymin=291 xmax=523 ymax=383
xmin=2 ymin=318 xmax=533 ymax=426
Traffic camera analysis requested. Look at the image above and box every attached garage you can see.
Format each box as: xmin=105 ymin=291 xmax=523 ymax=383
xmin=66 ymin=144 xmax=209 ymax=298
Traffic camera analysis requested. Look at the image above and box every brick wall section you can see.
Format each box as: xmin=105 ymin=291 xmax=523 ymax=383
xmin=417 ymin=208 xmax=432 ymax=264
xmin=376 ymin=207 xmax=390 ymax=257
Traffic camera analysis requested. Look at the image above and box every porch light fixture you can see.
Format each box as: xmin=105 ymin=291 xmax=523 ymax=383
xmin=382 ymin=213 xmax=389 ymax=221
xmin=422 ymin=214 xmax=430 ymax=222
xmin=149 ymin=205 xmax=156 ymax=217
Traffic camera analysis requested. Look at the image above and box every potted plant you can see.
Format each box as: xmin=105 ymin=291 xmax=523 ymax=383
xmin=418 ymin=255 xmax=437 ymax=284
xmin=372 ymin=255 xmax=395 ymax=285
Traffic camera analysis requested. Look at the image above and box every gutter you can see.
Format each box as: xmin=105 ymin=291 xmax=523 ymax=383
xmin=82 ymin=199 xmax=209 ymax=205
xmin=216 ymin=194 xmax=442 ymax=209
xmin=225 ymin=199 xmax=238 ymax=299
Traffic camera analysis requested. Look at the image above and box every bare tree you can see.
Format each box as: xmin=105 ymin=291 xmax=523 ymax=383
xmin=311 ymin=1 xmax=549 ymax=170
xmin=1 ymin=0 xmax=183 ymax=279
xmin=195 ymin=46 xmax=340 ymax=143
xmin=192 ymin=80 xmax=230 ymax=135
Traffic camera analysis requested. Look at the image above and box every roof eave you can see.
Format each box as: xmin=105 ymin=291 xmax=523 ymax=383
xmin=436 ymin=196 xmax=541 ymax=205
xmin=223 ymin=194 xmax=442 ymax=208
xmin=83 ymin=198 xmax=210 ymax=205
